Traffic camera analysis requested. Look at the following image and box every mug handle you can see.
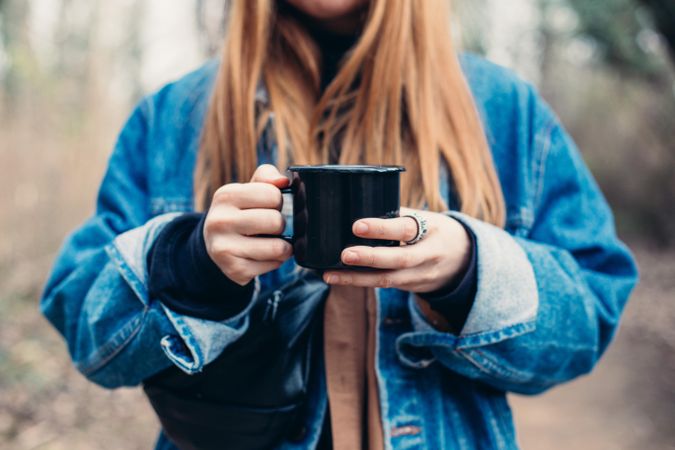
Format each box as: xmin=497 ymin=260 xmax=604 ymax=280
xmin=256 ymin=187 xmax=293 ymax=244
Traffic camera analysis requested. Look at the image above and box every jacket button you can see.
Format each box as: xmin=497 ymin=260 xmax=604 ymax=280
xmin=391 ymin=425 xmax=422 ymax=437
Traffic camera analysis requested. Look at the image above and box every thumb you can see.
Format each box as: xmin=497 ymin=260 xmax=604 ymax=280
xmin=250 ymin=164 xmax=289 ymax=188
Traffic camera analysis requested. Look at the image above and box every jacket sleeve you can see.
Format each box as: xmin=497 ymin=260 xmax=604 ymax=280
xmin=396 ymin=101 xmax=638 ymax=395
xmin=40 ymin=99 xmax=258 ymax=389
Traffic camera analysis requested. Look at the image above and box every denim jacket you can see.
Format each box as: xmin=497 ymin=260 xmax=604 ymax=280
xmin=41 ymin=54 xmax=638 ymax=449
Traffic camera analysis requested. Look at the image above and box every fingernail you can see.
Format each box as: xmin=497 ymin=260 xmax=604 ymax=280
xmin=355 ymin=222 xmax=369 ymax=234
xmin=325 ymin=274 xmax=337 ymax=284
xmin=343 ymin=250 xmax=358 ymax=263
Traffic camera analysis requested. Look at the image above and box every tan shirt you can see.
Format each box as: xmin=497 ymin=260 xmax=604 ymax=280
xmin=323 ymin=286 xmax=384 ymax=450
xmin=323 ymin=287 xmax=450 ymax=449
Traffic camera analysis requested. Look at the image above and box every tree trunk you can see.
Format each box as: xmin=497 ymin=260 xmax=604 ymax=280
xmin=0 ymin=0 xmax=31 ymax=107
xmin=537 ymin=0 xmax=557 ymax=100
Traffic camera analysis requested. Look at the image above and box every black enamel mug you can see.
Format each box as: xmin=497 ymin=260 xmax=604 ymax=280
xmin=275 ymin=165 xmax=405 ymax=270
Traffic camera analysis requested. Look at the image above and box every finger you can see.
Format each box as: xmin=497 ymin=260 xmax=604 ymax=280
xmin=352 ymin=216 xmax=419 ymax=242
xmin=225 ymin=257 xmax=285 ymax=286
xmin=227 ymin=208 xmax=285 ymax=235
xmin=323 ymin=269 xmax=411 ymax=289
xmin=228 ymin=236 xmax=293 ymax=262
xmin=341 ymin=245 xmax=423 ymax=269
xmin=250 ymin=164 xmax=289 ymax=188
xmin=213 ymin=182 xmax=283 ymax=210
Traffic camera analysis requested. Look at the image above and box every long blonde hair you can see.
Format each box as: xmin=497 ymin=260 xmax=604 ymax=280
xmin=194 ymin=0 xmax=505 ymax=226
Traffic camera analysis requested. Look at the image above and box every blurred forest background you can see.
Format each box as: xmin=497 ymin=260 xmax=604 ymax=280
xmin=0 ymin=0 xmax=673 ymax=449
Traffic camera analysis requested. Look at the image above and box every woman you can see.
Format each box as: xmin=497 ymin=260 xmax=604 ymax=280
xmin=41 ymin=0 xmax=638 ymax=449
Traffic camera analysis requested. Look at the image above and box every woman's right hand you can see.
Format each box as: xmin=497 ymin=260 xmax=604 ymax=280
xmin=203 ymin=164 xmax=293 ymax=286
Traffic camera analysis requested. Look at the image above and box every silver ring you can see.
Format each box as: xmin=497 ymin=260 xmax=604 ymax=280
xmin=403 ymin=213 xmax=428 ymax=245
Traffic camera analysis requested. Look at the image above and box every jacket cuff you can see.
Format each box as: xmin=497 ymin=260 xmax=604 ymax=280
xmin=397 ymin=212 xmax=538 ymax=367
xmin=158 ymin=284 xmax=259 ymax=375
xmin=450 ymin=212 xmax=538 ymax=338
xmin=108 ymin=212 xmax=258 ymax=375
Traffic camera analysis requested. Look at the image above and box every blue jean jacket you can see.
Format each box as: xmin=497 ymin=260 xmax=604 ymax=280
xmin=41 ymin=54 xmax=638 ymax=449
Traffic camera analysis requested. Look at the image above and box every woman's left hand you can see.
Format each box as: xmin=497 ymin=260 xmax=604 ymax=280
xmin=323 ymin=207 xmax=472 ymax=293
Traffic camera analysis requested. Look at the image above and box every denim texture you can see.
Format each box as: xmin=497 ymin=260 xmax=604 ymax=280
xmin=41 ymin=54 xmax=638 ymax=449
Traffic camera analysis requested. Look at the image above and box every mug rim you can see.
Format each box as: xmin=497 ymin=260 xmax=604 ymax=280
xmin=288 ymin=164 xmax=405 ymax=174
